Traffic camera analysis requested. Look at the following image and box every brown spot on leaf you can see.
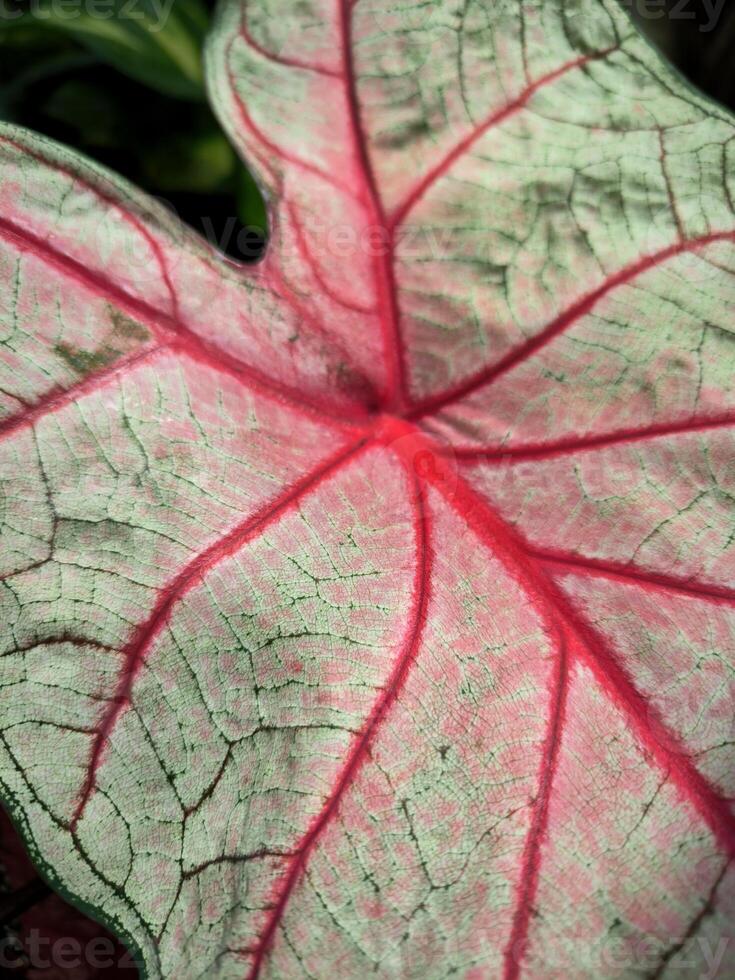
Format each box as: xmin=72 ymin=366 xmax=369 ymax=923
xmin=55 ymin=342 xmax=120 ymax=375
xmin=110 ymin=308 xmax=150 ymax=343
xmin=55 ymin=307 xmax=150 ymax=375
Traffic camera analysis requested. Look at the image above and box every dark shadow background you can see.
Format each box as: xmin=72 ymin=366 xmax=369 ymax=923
xmin=0 ymin=0 xmax=269 ymax=261
xmin=0 ymin=0 xmax=733 ymax=975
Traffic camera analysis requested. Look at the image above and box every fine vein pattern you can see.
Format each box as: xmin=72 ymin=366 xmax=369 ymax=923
xmin=0 ymin=1 xmax=734 ymax=978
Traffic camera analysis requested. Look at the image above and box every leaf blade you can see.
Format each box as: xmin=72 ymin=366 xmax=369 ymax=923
xmin=0 ymin=1 xmax=734 ymax=977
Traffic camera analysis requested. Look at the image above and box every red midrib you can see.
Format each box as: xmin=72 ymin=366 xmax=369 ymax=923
xmin=503 ymin=635 xmax=569 ymax=980
xmin=0 ymin=216 xmax=368 ymax=433
xmin=338 ymin=0 xmax=408 ymax=412
xmin=27 ymin=402 xmax=732 ymax=972
xmin=410 ymin=230 xmax=735 ymax=418
xmin=378 ymin=419 xmax=735 ymax=980
xmin=388 ymin=46 xmax=619 ymax=231
xmin=452 ymin=412 xmax=735 ymax=463
xmin=533 ymin=549 xmax=735 ymax=606
xmin=226 ymin=23 xmax=623 ymax=417
xmin=411 ymin=424 xmax=735 ymax=851
xmin=245 ymin=451 xmax=431 ymax=980
xmin=0 ymin=133 xmax=180 ymax=328
xmin=0 ymin=345 xmax=164 ymax=441
xmin=2 ymin=19 xmax=734 ymax=977
xmin=70 ymin=436 xmax=370 ymax=830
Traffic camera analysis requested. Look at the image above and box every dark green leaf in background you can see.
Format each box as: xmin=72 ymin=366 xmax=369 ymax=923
xmin=0 ymin=0 xmax=268 ymax=257
xmin=1 ymin=0 xmax=209 ymax=98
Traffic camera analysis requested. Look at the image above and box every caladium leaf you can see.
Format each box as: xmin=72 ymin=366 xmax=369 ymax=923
xmin=0 ymin=0 xmax=734 ymax=977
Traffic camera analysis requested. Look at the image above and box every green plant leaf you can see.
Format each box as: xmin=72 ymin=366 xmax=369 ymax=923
xmin=141 ymin=126 xmax=235 ymax=192
xmin=0 ymin=0 xmax=208 ymax=99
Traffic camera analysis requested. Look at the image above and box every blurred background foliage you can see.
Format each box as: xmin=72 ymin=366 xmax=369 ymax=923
xmin=0 ymin=0 xmax=733 ymax=263
xmin=0 ymin=0 xmax=268 ymax=259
